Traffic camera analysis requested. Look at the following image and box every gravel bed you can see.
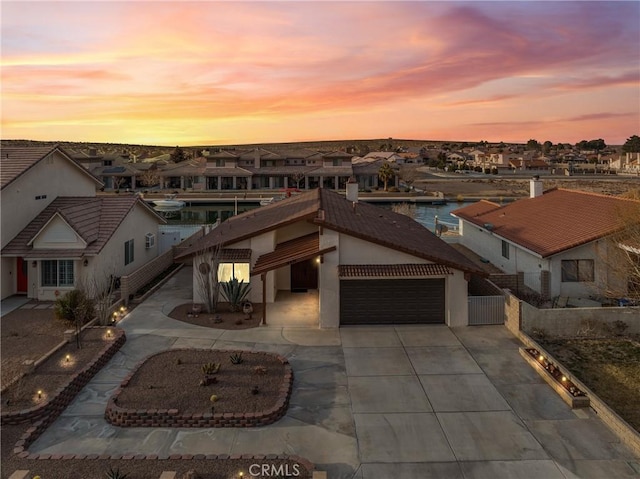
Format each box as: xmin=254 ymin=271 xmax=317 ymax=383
xmin=1 ymin=328 xmax=112 ymax=412
xmin=115 ymin=349 xmax=286 ymax=415
xmin=168 ymin=303 xmax=262 ymax=330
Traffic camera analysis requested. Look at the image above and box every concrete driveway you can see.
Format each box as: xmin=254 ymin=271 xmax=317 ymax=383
xmin=28 ymin=267 xmax=640 ymax=478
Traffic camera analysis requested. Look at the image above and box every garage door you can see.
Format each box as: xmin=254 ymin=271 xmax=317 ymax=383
xmin=340 ymin=278 xmax=445 ymax=325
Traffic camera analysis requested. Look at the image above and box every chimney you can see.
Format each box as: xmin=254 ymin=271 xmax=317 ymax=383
xmin=530 ymin=175 xmax=543 ymax=198
xmin=346 ymin=176 xmax=358 ymax=203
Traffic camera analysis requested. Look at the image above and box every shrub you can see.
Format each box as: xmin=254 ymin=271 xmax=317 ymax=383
xmin=220 ymin=278 xmax=251 ymax=312
xmin=105 ymin=467 xmax=129 ymax=479
xmin=54 ymin=289 xmax=95 ymax=327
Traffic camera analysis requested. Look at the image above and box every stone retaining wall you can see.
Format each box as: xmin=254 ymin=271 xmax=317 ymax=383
xmin=121 ymin=248 xmax=175 ymax=304
xmin=105 ymin=349 xmax=293 ymax=428
xmin=2 ymin=328 xmax=126 ymax=430
xmin=521 ymin=302 xmax=640 ymax=337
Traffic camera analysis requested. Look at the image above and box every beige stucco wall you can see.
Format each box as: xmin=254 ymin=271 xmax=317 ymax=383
xmin=1 ymin=150 xmax=98 ymax=249
xmin=33 ymin=203 xmax=161 ymax=301
xmin=319 ymin=229 xmax=340 ymax=328
xmin=32 ymin=215 xmax=86 ymax=250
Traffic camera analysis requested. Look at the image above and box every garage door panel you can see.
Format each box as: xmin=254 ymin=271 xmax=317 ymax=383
xmin=340 ymin=279 xmax=445 ymax=325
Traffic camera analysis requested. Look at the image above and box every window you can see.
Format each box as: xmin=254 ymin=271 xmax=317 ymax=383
xmin=217 ymin=263 xmax=250 ymax=282
xmin=145 ymin=233 xmax=155 ymax=249
xmin=215 ymin=159 xmax=224 ymax=167
xmin=561 ymin=259 xmax=594 ymax=282
xmin=41 ymin=260 xmax=74 ymax=287
xmin=332 ymin=159 xmax=341 ymax=166
xmin=501 ymin=240 xmax=510 ymax=259
xmin=124 ymin=239 xmax=134 ymax=265
xmin=103 ymin=160 xmax=113 ymax=166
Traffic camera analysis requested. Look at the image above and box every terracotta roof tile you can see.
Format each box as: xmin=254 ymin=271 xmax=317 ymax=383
xmin=453 ymin=189 xmax=639 ymax=257
xmin=2 ymin=196 xmax=165 ymax=258
xmin=219 ymin=249 xmax=252 ymax=261
xmin=338 ymin=264 xmax=452 ymax=278
xmin=451 ymin=200 xmax=501 ymax=219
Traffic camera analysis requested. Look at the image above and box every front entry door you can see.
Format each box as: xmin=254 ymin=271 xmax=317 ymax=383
xmin=16 ymin=257 xmax=28 ymax=294
xmin=290 ymin=258 xmax=318 ymax=291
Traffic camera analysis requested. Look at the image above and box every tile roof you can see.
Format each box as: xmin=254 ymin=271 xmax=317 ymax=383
xmin=1 ymin=146 xmax=102 ymax=190
xmin=451 ymin=200 xmax=501 ymax=219
xmin=452 ymin=189 xmax=640 ymax=257
xmin=338 ymin=264 xmax=452 ymax=278
xmin=252 ymin=233 xmax=336 ymax=276
xmin=219 ymin=249 xmax=252 ymax=261
xmin=203 ymin=167 xmax=253 ymax=177
xmin=176 ymin=189 xmax=484 ymax=274
xmin=2 ymin=196 xmax=165 ymax=258
xmin=175 ymin=190 xmax=321 ymax=259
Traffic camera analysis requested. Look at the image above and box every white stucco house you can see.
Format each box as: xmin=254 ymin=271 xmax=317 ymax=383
xmin=1 ymin=146 xmax=166 ymax=301
xmin=175 ymin=185 xmax=484 ymax=328
xmin=452 ymin=178 xmax=638 ymax=301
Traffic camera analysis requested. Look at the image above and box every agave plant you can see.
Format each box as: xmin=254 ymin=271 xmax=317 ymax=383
xmin=105 ymin=467 xmax=129 ymax=479
xmin=220 ymin=278 xmax=251 ymax=312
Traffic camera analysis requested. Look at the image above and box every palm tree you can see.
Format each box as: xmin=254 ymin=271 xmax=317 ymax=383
xmin=378 ymin=162 xmax=395 ymax=191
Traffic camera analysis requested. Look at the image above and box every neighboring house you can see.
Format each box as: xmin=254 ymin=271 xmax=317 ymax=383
xmin=452 ymin=178 xmax=639 ymax=300
xmin=175 ymin=187 xmax=483 ymax=328
xmin=1 ymin=146 xmax=165 ymax=300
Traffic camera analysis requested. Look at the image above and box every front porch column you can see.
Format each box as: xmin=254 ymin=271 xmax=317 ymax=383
xmin=334 ymin=175 xmax=339 ymax=189
xmin=269 ymin=177 xmax=274 ymax=189
xmin=247 ymin=178 xmax=252 ymax=190
xmin=319 ymin=176 xmax=324 ymax=188
xmin=283 ymin=176 xmax=288 ymax=188
xmin=261 ymin=273 xmax=267 ymax=326
xmin=180 ymin=176 xmax=185 ymax=189
xmin=217 ymin=176 xmax=222 ymax=190
xmin=131 ymin=175 xmax=136 ymax=189
xmin=304 ymin=176 xmax=309 ymax=189
xmin=232 ymin=176 xmax=237 ymax=189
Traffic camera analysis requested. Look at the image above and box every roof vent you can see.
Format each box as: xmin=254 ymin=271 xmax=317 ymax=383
xmin=483 ymin=223 xmax=494 ymax=231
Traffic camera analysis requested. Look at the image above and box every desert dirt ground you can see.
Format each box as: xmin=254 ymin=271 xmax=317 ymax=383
xmin=414 ymin=176 xmax=640 ymax=198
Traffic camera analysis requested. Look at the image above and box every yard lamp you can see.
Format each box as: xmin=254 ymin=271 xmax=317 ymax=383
xmin=65 ymin=354 xmax=71 ymax=363
xmin=106 ymin=329 xmax=112 ymax=338
xmin=37 ymin=390 xmax=42 ymax=399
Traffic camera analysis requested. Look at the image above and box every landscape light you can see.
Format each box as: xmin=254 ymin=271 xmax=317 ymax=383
xmin=106 ymin=329 xmax=112 ymax=338
xmin=538 ymin=355 xmax=544 ymax=362
xmin=561 ymin=376 xmax=567 ymax=382
xmin=37 ymin=390 xmax=42 ymax=399
xmin=65 ymin=354 xmax=71 ymax=363
xmin=120 ymin=306 xmax=126 ymax=313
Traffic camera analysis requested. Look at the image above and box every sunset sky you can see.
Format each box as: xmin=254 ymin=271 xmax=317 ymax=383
xmin=2 ymin=1 xmax=639 ymax=147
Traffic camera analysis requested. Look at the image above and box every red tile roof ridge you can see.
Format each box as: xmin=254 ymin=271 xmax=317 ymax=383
xmin=551 ymin=187 xmax=640 ymax=203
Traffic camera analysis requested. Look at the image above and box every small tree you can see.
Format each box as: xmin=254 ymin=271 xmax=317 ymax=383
xmin=140 ymin=166 xmax=160 ymax=188
xmin=194 ymin=242 xmax=223 ymax=313
xmin=398 ymin=165 xmax=419 ymax=191
xmin=54 ymin=286 xmax=95 ymax=349
xmin=170 ymin=146 xmax=187 ymax=163
xmin=291 ymin=172 xmax=305 ymax=189
xmin=378 ymin=162 xmax=395 ymax=191
xmin=622 ymin=135 xmax=640 ymax=153
xmin=596 ymin=191 xmax=640 ymax=302
xmin=85 ymin=270 xmax=118 ymax=326
xmin=112 ymin=176 xmax=125 ymax=191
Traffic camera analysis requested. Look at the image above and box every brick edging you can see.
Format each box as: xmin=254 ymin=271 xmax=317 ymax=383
xmin=2 ymin=328 xmax=126 ymax=429
xmin=105 ymin=349 xmax=293 ymax=428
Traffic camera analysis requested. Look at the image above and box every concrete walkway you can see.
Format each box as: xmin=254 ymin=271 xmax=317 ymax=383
xmin=28 ymin=267 xmax=640 ymax=478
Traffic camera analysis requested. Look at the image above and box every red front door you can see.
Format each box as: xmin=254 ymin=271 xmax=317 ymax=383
xmin=16 ymin=257 xmax=28 ymax=293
